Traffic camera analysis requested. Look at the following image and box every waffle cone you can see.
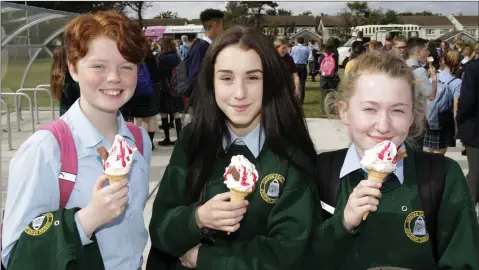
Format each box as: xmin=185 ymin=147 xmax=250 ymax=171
xmin=106 ymin=174 xmax=128 ymax=184
xmin=367 ymin=170 xmax=390 ymax=182
xmin=363 ymin=170 xmax=390 ymax=221
xmin=230 ymin=189 xmax=250 ymax=201
xmin=227 ymin=189 xmax=250 ymax=235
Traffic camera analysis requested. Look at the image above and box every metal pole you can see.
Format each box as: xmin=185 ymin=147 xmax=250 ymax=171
xmin=1 ymin=93 xmax=34 ymax=133
xmin=35 ymin=85 xmax=54 ymax=120
xmin=0 ymin=99 xmax=12 ymax=150
xmin=17 ymin=88 xmax=53 ymax=124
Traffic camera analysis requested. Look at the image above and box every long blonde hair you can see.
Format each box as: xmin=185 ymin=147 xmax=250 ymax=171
xmin=328 ymin=51 xmax=425 ymax=147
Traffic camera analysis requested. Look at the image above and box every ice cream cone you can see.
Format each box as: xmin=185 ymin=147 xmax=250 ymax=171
xmin=362 ymin=170 xmax=389 ymax=220
xmin=230 ymin=189 xmax=250 ymax=202
xmin=227 ymin=189 xmax=250 ymax=235
xmin=106 ymin=174 xmax=128 ymax=184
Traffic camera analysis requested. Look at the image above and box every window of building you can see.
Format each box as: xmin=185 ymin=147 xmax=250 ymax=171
xmin=440 ymin=29 xmax=449 ymax=35
xmin=466 ymin=28 xmax=476 ymax=36
xmin=425 ymin=29 xmax=435 ymax=35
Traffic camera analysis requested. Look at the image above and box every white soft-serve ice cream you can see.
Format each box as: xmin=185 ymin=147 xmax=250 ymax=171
xmin=360 ymin=140 xmax=407 ymax=221
xmin=360 ymin=140 xmax=398 ymax=173
xmin=223 ymin=155 xmax=259 ymax=193
xmin=103 ymin=135 xmax=137 ymax=179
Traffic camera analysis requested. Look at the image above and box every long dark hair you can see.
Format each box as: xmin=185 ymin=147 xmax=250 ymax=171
xmin=186 ymin=25 xmax=316 ymax=202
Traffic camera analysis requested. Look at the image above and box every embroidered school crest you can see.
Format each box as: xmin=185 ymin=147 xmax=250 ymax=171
xmin=260 ymin=173 xmax=285 ymax=204
xmin=24 ymin=213 xmax=54 ymax=236
xmin=404 ymin=211 xmax=429 ymax=243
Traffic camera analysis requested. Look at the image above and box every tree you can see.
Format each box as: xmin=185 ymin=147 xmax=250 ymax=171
xmin=381 ymin=10 xmax=400 ymax=24
xmin=278 ymin=8 xmax=293 ymax=16
xmin=239 ymin=1 xmax=279 ymax=28
xmin=9 ymin=1 xmax=128 ymax=13
xmin=127 ymin=2 xmax=153 ymax=28
xmin=154 ymin=11 xmax=179 ymax=19
xmin=300 ymin=11 xmax=312 ymax=16
xmin=266 ymin=9 xmax=277 ymax=16
xmin=398 ymin=11 xmax=442 ymax=16
xmin=223 ymin=1 xmax=250 ymax=28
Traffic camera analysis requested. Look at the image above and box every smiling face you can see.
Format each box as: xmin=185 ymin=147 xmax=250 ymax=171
xmin=68 ymin=36 xmax=138 ymax=115
xmin=339 ymin=73 xmax=414 ymax=157
xmin=214 ymin=44 xmax=263 ymax=136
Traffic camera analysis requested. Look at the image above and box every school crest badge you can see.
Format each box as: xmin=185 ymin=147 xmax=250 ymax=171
xmin=24 ymin=213 xmax=54 ymax=236
xmin=260 ymin=173 xmax=285 ymax=204
xmin=404 ymin=211 xmax=429 ymax=243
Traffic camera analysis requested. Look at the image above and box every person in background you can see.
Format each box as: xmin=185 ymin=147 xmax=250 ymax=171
xmin=440 ymin=41 xmax=450 ymax=56
xmin=427 ymin=41 xmax=440 ymax=72
xmin=382 ymin=33 xmax=393 ymax=51
xmin=318 ymin=41 xmax=339 ymax=115
xmin=368 ymin=40 xmax=377 ymax=51
xmin=275 ymin=38 xmax=300 ymax=97
xmin=424 ymin=50 xmax=462 ymax=154
xmin=406 ymin=37 xmax=437 ymax=151
xmin=456 ymin=42 xmax=479 ymax=218
xmin=50 ymin=47 xmax=80 ymax=116
xmin=186 ymin=8 xmax=224 ymax=109
xmin=157 ymin=37 xmax=184 ymax=146
xmin=456 ymin=45 xmax=472 ymax=79
xmin=179 ymin=35 xmax=189 ymax=60
xmin=356 ymin=30 xmax=364 ymax=42
xmin=308 ymin=40 xmax=319 ymax=82
xmin=376 ymin=41 xmax=383 ymax=50
xmin=291 ymin=37 xmax=309 ymax=103
xmin=392 ymin=35 xmax=408 ymax=60
xmin=152 ymin=41 xmax=160 ymax=56
xmin=344 ymin=41 xmax=366 ymax=74
xmin=122 ymin=47 xmax=161 ymax=149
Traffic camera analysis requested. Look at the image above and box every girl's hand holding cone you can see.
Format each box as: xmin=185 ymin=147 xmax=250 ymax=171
xmin=343 ymin=180 xmax=382 ymax=231
xmin=195 ymin=191 xmax=248 ymax=234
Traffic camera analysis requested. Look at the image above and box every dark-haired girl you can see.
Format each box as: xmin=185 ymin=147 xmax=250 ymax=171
xmin=147 ymin=25 xmax=319 ymax=270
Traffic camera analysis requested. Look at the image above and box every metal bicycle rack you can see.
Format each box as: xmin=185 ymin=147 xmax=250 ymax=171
xmin=0 ymin=99 xmax=12 ymax=150
xmin=1 ymin=92 xmax=34 ymax=134
xmin=16 ymin=87 xmax=54 ymax=124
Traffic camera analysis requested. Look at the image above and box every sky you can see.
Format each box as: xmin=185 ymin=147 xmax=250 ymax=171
xmin=125 ymin=1 xmax=479 ymax=20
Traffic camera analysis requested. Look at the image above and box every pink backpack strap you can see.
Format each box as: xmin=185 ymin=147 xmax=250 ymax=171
xmin=39 ymin=119 xmax=77 ymax=209
xmin=126 ymin=122 xmax=144 ymax=155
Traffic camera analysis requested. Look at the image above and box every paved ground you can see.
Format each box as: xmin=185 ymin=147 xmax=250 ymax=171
xmin=0 ymin=111 xmax=470 ymax=268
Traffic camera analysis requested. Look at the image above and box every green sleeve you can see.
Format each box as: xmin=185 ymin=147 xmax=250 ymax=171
xmin=196 ymin=167 xmax=315 ymax=270
xmin=149 ymin=127 xmax=203 ymax=257
xmin=7 ymin=208 xmax=103 ymax=270
xmin=309 ymin=190 xmax=358 ymax=270
xmin=437 ymin=158 xmax=479 ymax=269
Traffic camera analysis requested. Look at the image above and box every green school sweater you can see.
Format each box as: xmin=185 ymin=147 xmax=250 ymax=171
xmin=317 ymin=148 xmax=479 ymax=270
xmin=149 ymin=127 xmax=320 ymax=270
xmin=7 ymin=208 xmax=104 ymax=270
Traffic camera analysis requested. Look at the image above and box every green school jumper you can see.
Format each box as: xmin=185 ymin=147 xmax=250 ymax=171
xmin=149 ymin=126 xmax=320 ymax=270
xmin=7 ymin=208 xmax=104 ymax=270
xmin=316 ymin=147 xmax=479 ymax=270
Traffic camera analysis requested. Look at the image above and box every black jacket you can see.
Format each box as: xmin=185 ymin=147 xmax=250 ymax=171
xmin=456 ymin=58 xmax=479 ymax=148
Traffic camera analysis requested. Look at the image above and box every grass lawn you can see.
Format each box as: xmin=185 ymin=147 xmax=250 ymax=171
xmin=303 ymin=69 xmax=344 ymax=118
xmin=1 ymin=58 xmax=57 ymax=109
xmin=1 ymin=58 xmax=344 ymax=118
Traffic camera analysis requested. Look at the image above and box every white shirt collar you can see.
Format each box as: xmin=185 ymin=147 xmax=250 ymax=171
xmin=222 ymin=124 xmax=265 ymax=158
xmin=203 ymin=36 xmax=213 ymax=45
